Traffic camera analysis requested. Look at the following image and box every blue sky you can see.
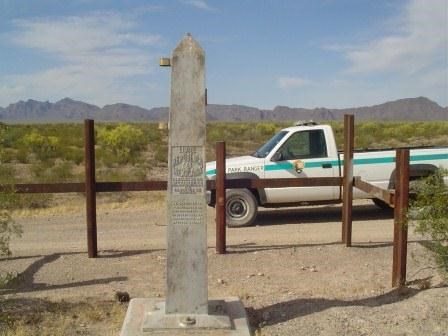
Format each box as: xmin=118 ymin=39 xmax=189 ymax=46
xmin=0 ymin=0 xmax=446 ymax=109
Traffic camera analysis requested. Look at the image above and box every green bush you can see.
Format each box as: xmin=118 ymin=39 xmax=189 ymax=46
xmin=153 ymin=144 xmax=168 ymax=165
xmin=0 ymin=207 xmax=22 ymax=257
xmin=28 ymin=160 xmax=75 ymax=183
xmin=409 ymin=169 xmax=448 ymax=272
xmin=22 ymin=131 xmax=60 ymax=162
xmin=97 ymin=124 xmax=146 ymax=164
xmin=0 ymin=169 xmax=22 ymax=286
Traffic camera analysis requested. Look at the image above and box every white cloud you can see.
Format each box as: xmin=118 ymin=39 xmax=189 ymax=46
xmin=277 ymin=76 xmax=312 ymax=89
xmin=181 ymin=0 xmax=215 ymax=11
xmin=0 ymin=12 xmax=162 ymax=107
xmin=345 ymin=0 xmax=447 ymax=74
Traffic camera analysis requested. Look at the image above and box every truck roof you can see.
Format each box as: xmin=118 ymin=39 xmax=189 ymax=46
xmin=281 ymin=124 xmax=328 ymax=133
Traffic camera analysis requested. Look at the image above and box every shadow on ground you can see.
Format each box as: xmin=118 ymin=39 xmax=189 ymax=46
xmin=255 ymin=204 xmax=393 ymax=226
xmin=0 ymin=249 xmax=160 ymax=295
xmin=225 ymin=240 xmax=434 ymax=254
xmin=247 ymin=287 xmax=431 ymax=329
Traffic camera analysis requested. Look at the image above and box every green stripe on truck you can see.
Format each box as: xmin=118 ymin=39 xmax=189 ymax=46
xmin=206 ymin=152 xmax=448 ymax=176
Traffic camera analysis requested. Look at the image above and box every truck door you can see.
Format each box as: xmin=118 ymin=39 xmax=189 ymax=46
xmin=263 ymin=129 xmax=339 ymax=203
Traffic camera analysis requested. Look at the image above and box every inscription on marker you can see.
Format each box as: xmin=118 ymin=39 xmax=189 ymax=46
xmin=171 ymin=146 xmax=204 ymax=195
xmin=171 ymin=198 xmax=204 ymax=225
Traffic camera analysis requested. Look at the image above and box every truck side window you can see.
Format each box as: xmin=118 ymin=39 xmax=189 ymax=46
xmin=278 ymin=130 xmax=327 ymax=160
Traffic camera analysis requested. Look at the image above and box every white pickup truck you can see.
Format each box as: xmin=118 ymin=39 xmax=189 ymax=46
xmin=205 ymin=121 xmax=448 ymax=227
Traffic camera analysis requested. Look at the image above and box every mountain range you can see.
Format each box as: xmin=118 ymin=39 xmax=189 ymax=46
xmin=0 ymin=96 xmax=447 ymax=123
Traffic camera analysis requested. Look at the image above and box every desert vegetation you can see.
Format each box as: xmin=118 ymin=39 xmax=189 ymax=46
xmin=409 ymin=169 xmax=448 ymax=273
xmin=1 ymin=121 xmax=447 ymax=174
xmin=0 ymin=120 xmax=447 ymax=210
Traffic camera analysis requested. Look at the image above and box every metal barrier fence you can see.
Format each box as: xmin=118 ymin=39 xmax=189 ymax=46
xmin=0 ymin=116 xmax=410 ymax=287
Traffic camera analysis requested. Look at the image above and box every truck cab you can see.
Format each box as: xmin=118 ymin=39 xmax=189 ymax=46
xmin=260 ymin=122 xmax=340 ymax=203
xmin=206 ymin=122 xmax=341 ymax=226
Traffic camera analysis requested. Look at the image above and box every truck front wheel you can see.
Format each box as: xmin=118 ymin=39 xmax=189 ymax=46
xmin=226 ymin=189 xmax=258 ymax=227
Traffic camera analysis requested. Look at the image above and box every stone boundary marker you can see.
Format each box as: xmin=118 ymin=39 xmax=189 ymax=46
xmin=120 ymin=34 xmax=250 ymax=335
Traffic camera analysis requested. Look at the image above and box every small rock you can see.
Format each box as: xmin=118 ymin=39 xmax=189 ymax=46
xmin=257 ymin=272 xmax=264 ymax=276
xmin=417 ymin=278 xmax=431 ymax=290
xmin=309 ymin=267 xmax=317 ymax=272
xmin=262 ymin=311 xmax=271 ymax=321
xmin=115 ymin=291 xmax=130 ymax=303
xmin=217 ymin=278 xmax=225 ymax=285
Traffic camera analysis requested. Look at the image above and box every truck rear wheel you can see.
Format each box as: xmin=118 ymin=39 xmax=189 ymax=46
xmin=226 ymin=189 xmax=258 ymax=227
xmin=372 ymin=198 xmax=392 ymax=210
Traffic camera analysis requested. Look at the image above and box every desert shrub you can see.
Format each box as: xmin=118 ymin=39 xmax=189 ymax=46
xmin=153 ymin=144 xmax=168 ymax=165
xmin=146 ymin=125 xmax=165 ymax=143
xmin=0 ymin=170 xmax=22 ymax=286
xmin=15 ymin=194 xmax=52 ymax=209
xmin=0 ymin=165 xmax=15 ymax=185
xmin=96 ymin=166 xmax=147 ymax=182
xmin=97 ymin=124 xmax=146 ymax=164
xmin=21 ymin=131 xmax=60 ymax=162
xmin=51 ymin=160 xmax=75 ymax=182
xmin=409 ymin=169 xmax=448 ymax=272
xmin=0 ymin=207 xmax=22 ymax=257
xmin=255 ymin=122 xmax=278 ymax=136
xmin=27 ymin=160 xmax=75 ymax=184
xmin=61 ymin=146 xmax=84 ymax=165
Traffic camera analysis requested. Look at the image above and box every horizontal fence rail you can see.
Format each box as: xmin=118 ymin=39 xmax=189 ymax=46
xmin=0 ymin=177 xmax=342 ymax=194
xmin=96 ymin=181 xmax=167 ymax=192
xmin=353 ymin=177 xmax=394 ymax=207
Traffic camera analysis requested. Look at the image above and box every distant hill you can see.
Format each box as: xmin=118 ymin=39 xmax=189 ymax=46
xmin=0 ymin=96 xmax=446 ymax=123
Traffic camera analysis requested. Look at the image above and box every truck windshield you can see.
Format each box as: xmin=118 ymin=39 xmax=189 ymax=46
xmin=252 ymin=131 xmax=288 ymax=158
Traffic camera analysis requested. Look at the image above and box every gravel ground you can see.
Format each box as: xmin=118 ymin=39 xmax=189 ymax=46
xmin=1 ymin=198 xmax=447 ymax=335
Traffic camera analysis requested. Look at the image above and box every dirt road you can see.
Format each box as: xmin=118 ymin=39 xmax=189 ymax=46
xmin=2 ymin=197 xmax=447 ymax=335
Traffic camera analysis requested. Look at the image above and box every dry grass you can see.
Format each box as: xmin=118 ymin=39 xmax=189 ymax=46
xmin=11 ymin=191 xmax=166 ymax=219
xmin=0 ymin=299 xmax=126 ymax=336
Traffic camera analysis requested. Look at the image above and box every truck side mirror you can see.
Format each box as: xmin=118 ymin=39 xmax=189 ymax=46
xmin=271 ymin=152 xmax=283 ymax=162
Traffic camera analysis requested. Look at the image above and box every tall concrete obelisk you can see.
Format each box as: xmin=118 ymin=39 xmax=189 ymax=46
xmin=166 ymin=33 xmax=208 ymax=314
xmin=120 ymin=34 xmax=250 ymax=335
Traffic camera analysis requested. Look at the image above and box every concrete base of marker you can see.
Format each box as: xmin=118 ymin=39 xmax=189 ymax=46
xmin=120 ymin=297 xmax=251 ymax=336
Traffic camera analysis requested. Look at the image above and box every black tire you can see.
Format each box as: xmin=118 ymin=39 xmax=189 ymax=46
xmin=226 ymin=189 xmax=258 ymax=227
xmin=372 ymin=198 xmax=392 ymax=210
xmin=409 ymin=179 xmax=422 ymax=201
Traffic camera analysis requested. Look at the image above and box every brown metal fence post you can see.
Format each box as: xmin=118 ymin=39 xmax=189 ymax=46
xmin=392 ymin=149 xmax=409 ymax=287
xmin=215 ymin=141 xmax=226 ymax=254
xmin=342 ymin=114 xmax=354 ymax=246
xmin=85 ymin=119 xmax=97 ymax=258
